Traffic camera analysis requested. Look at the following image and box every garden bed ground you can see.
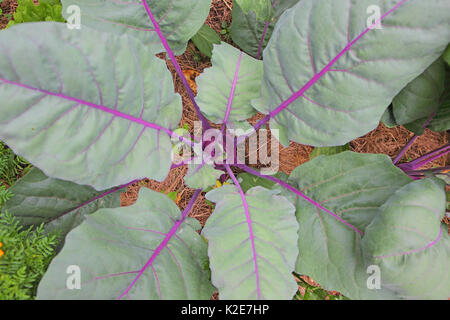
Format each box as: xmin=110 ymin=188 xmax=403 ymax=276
xmin=1 ymin=0 xmax=449 ymax=300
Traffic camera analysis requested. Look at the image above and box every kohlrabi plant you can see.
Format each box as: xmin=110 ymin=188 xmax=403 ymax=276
xmin=0 ymin=0 xmax=449 ymax=300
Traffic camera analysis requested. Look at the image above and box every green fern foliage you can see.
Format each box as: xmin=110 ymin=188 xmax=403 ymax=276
xmin=0 ymin=186 xmax=12 ymax=207
xmin=0 ymin=141 xmax=31 ymax=186
xmin=0 ymin=211 xmax=59 ymax=300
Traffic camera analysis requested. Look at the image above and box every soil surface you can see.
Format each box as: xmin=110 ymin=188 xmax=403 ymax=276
xmin=1 ymin=0 xmax=449 ymax=299
xmin=0 ymin=0 xmax=17 ymax=29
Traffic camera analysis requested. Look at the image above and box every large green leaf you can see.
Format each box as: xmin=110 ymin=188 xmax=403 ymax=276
xmin=234 ymin=0 xmax=274 ymax=20
xmin=254 ymin=0 xmax=450 ymax=146
xmin=404 ymin=98 xmax=450 ymax=133
xmin=391 ymin=58 xmax=446 ymax=127
xmin=362 ymin=178 xmax=450 ymax=299
xmin=3 ymin=168 xmax=122 ymax=242
xmin=290 ymin=152 xmax=412 ymax=231
xmin=196 ymin=43 xmax=263 ymax=128
xmin=381 ymin=58 xmax=447 ymax=134
xmin=289 ymin=152 xmax=412 ymax=299
xmin=37 ymin=188 xmax=214 ymax=299
xmin=202 ymin=185 xmax=298 ymax=300
xmin=230 ymin=0 xmax=300 ymax=58
xmin=403 ymin=69 xmax=450 ymax=134
xmin=0 ymin=23 xmax=181 ymax=190
xmin=61 ymin=0 xmax=212 ymax=55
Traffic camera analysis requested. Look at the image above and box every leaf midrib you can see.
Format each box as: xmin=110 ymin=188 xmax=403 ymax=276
xmin=0 ymin=78 xmax=173 ymax=136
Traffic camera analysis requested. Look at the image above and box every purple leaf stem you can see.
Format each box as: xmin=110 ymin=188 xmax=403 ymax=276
xmin=141 ymin=0 xmax=211 ymax=131
xmin=392 ymin=135 xmax=419 ymax=165
xmin=374 ymin=227 xmax=443 ymax=259
xmin=400 ymin=165 xmax=450 ymax=180
xmin=399 ymin=144 xmax=450 ymax=171
xmin=117 ymin=188 xmax=202 ymax=300
xmin=256 ymin=0 xmax=277 ymax=59
xmin=405 ymin=165 xmax=450 ymax=175
xmin=256 ymin=22 xmax=270 ymax=60
xmin=220 ymin=51 xmax=243 ymax=134
xmin=412 ymin=149 xmax=450 ymax=170
xmin=236 ymin=164 xmax=364 ymax=235
xmin=224 ymin=164 xmax=261 ymax=299
xmin=393 ymin=112 xmax=436 ymax=165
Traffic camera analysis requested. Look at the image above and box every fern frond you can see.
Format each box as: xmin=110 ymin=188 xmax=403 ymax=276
xmin=0 ymin=211 xmax=59 ymax=300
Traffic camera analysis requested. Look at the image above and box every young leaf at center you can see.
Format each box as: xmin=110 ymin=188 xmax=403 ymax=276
xmin=196 ymin=43 xmax=263 ymax=131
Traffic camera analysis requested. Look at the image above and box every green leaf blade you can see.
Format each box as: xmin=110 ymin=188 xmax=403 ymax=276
xmin=191 ymin=24 xmax=221 ymax=58
xmin=3 ymin=168 xmax=123 ymax=243
xmin=37 ymin=188 xmax=215 ymax=300
xmin=61 ymin=0 xmax=212 ymax=55
xmin=0 ymin=23 xmax=181 ymax=190
xmin=184 ymin=163 xmax=223 ymax=190
xmin=389 ymin=58 xmax=446 ymax=132
xmin=202 ymin=185 xmax=299 ymax=300
xmin=256 ymin=0 xmax=450 ymax=146
xmin=197 ymin=43 xmax=263 ymax=126
xmin=289 ymin=152 xmax=412 ymax=299
xmin=404 ymin=69 xmax=450 ymax=133
xmin=230 ymin=0 xmax=299 ymax=58
xmin=362 ymin=178 xmax=450 ymax=299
